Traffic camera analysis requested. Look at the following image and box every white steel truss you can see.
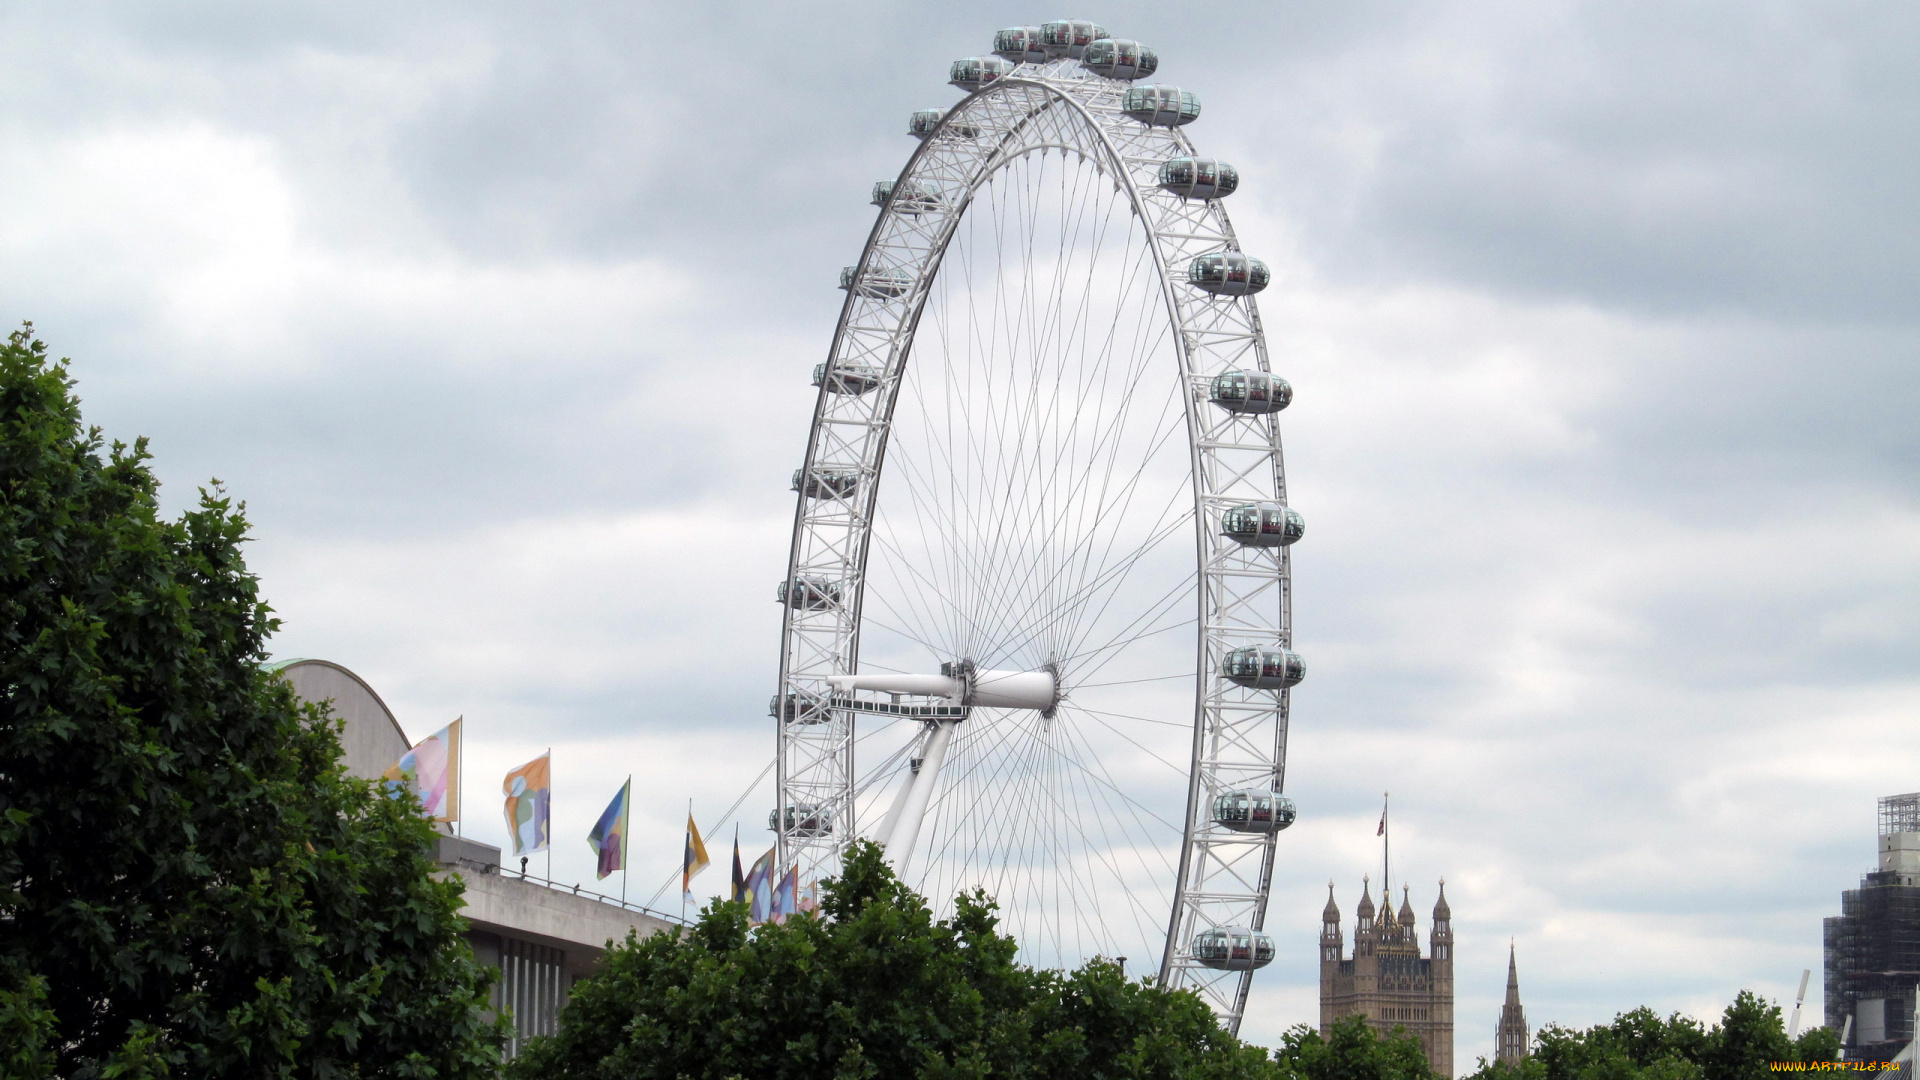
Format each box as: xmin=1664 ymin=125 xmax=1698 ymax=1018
xmin=774 ymin=56 xmax=1296 ymax=1032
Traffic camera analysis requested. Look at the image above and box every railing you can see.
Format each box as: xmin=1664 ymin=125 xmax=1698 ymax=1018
xmin=445 ymin=853 xmax=691 ymax=926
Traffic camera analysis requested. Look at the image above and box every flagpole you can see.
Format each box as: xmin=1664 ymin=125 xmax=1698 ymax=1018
xmin=545 ymin=747 xmax=553 ymax=884
xmin=455 ymin=718 xmax=464 ymax=837
xmin=679 ymin=796 xmax=689 ymax=922
xmin=620 ymin=777 xmax=631 ymax=907
xmin=1382 ymin=791 xmax=1390 ymax=901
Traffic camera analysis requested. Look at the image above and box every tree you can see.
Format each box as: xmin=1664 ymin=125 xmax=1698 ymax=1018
xmin=508 ymin=839 xmax=1284 ymax=1080
xmin=1461 ymin=991 xmax=1842 ymax=1080
xmin=1272 ymin=1014 xmax=1442 ymax=1080
xmin=0 ymin=326 xmax=504 ymax=1078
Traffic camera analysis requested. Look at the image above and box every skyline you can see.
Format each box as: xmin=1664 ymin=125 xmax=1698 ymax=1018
xmin=3 ymin=1 xmax=1916 ymax=1065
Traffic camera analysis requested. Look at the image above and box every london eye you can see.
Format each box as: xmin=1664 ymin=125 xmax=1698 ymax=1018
xmin=771 ymin=21 xmax=1302 ymax=1029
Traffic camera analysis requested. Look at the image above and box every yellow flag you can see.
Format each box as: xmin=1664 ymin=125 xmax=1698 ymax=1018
xmin=683 ymin=815 xmax=711 ymax=900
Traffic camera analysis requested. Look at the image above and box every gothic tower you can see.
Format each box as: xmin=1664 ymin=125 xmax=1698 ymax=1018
xmin=1495 ymin=942 xmax=1528 ymax=1065
xmin=1320 ymin=879 xmax=1455 ymax=1077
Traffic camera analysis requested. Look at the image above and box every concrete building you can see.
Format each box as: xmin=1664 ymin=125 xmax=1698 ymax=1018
xmin=272 ymin=659 xmax=677 ymax=1057
xmin=1321 ymin=879 xmax=1455 ymax=1077
xmin=1825 ymin=792 xmax=1920 ymax=1064
xmin=1494 ymin=944 xmax=1529 ymax=1066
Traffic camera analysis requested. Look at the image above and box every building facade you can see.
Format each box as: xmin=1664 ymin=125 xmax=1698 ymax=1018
xmin=1495 ymin=943 xmax=1529 ymax=1065
xmin=1825 ymin=792 xmax=1920 ymax=1064
xmin=1321 ymin=879 xmax=1455 ymax=1077
xmin=274 ymin=658 xmax=676 ymax=1058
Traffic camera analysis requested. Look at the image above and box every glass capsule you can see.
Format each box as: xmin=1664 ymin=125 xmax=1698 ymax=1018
xmin=840 ymin=265 xmax=914 ymax=299
xmin=1081 ymin=38 xmax=1158 ymax=80
xmin=1121 ymin=85 xmax=1201 ymax=127
xmin=1211 ymin=790 xmax=1297 ymax=834
xmin=770 ymin=803 xmax=834 ymax=837
xmin=1040 ymin=19 xmax=1109 ymax=59
xmin=949 ymin=55 xmax=1013 ymax=92
xmin=1158 ymin=157 xmax=1239 ymax=199
xmin=814 ymin=362 xmax=885 ymax=396
xmin=1208 ymin=369 xmax=1291 ymax=414
xmin=776 ymin=577 xmax=842 ymax=611
xmin=1187 ymin=252 xmax=1270 ymax=296
xmin=1192 ymin=926 xmax=1275 ymax=971
xmin=993 ymin=26 xmax=1046 ymax=63
xmin=909 ymin=108 xmax=980 ymax=140
xmin=1221 ymin=646 xmax=1305 ymax=689
xmin=770 ymin=692 xmax=830 ymax=725
xmin=792 ymin=467 xmax=861 ymax=500
xmin=872 ymin=179 xmax=943 ymax=215
xmin=1220 ymin=502 xmax=1305 ymax=548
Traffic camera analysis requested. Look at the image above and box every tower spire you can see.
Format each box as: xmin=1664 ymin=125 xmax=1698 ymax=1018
xmin=1495 ymin=940 xmax=1529 ymax=1065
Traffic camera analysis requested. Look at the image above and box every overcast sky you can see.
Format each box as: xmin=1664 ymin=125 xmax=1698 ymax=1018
xmin=5 ymin=0 xmax=1917 ymax=1065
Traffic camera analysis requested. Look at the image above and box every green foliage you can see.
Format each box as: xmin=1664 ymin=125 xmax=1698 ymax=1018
xmin=0 ymin=326 xmax=504 ymax=1078
xmin=509 ymin=840 xmax=1283 ymax=1080
xmin=1272 ymin=1014 xmax=1441 ymax=1080
xmin=1461 ymin=991 xmax=1840 ymax=1080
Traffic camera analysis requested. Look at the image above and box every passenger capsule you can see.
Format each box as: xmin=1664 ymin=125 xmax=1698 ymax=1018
xmin=1220 ymin=502 xmax=1304 ymax=548
xmin=770 ymin=803 xmax=834 ymax=837
xmin=792 ymin=466 xmax=860 ymax=500
xmin=872 ymin=179 xmax=943 ymax=215
xmin=1208 ymin=369 xmax=1291 ymax=414
xmin=1081 ymin=38 xmax=1157 ymax=80
xmin=776 ymin=577 xmax=842 ymax=611
xmin=909 ymin=108 xmax=980 ymax=141
xmin=770 ymin=691 xmax=830 ymax=725
xmin=1192 ymin=926 xmax=1275 ymax=971
xmin=1040 ymin=19 xmax=1109 ymax=58
xmin=814 ymin=362 xmax=885 ymax=396
xmin=993 ymin=26 xmax=1047 ymax=63
xmin=1187 ymin=252 xmax=1269 ymax=296
xmin=840 ymin=265 xmax=914 ymax=299
xmin=1222 ymin=646 xmax=1305 ymax=690
xmin=1121 ymin=85 xmax=1201 ymax=127
xmin=949 ymin=55 xmax=1013 ymax=92
xmin=1211 ymin=790 xmax=1297 ymax=834
xmin=1158 ymin=157 xmax=1239 ymax=199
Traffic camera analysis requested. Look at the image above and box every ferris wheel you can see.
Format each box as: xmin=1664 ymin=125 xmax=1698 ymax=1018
xmin=771 ymin=21 xmax=1303 ymax=1029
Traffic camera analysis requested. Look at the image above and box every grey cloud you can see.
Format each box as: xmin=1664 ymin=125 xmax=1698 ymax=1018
xmin=3 ymin=0 xmax=1917 ymax=1063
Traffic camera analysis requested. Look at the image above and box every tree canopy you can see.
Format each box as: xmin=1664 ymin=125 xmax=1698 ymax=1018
xmin=0 ymin=326 xmax=503 ymax=1078
xmin=1462 ymin=991 xmax=1840 ymax=1080
xmin=510 ymin=839 xmax=1304 ymax=1080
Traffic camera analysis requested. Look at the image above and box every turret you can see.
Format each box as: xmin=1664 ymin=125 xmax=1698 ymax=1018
xmin=1430 ymin=878 xmax=1453 ymax=961
xmin=1321 ymin=882 xmax=1343 ymax=963
xmin=1398 ymin=886 xmax=1416 ymax=927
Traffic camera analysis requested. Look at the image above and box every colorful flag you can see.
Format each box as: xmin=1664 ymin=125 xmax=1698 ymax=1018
xmin=1377 ymin=794 xmax=1388 ymax=836
xmin=730 ymin=837 xmax=745 ymax=904
xmin=797 ymin=880 xmax=819 ymax=916
xmin=587 ymin=779 xmax=630 ymax=880
xmin=769 ymin=865 xmax=800 ymax=924
xmin=745 ymin=847 xmax=776 ymax=924
xmin=501 ymin=753 xmax=551 ymax=856
xmin=382 ymin=718 xmax=462 ymax=823
xmin=683 ymin=814 xmax=711 ymax=903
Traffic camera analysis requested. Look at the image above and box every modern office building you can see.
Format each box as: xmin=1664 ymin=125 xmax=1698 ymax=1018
xmin=1321 ymin=879 xmax=1455 ymax=1076
xmin=272 ymin=659 xmax=676 ymax=1057
xmin=1826 ymin=792 xmax=1920 ymax=1064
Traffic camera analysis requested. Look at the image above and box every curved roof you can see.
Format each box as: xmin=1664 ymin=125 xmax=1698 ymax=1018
xmin=270 ymin=658 xmax=412 ymax=781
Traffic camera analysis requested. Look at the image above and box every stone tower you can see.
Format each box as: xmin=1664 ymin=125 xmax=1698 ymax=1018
xmin=1495 ymin=943 xmax=1529 ymax=1065
xmin=1321 ymin=879 xmax=1455 ymax=1077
